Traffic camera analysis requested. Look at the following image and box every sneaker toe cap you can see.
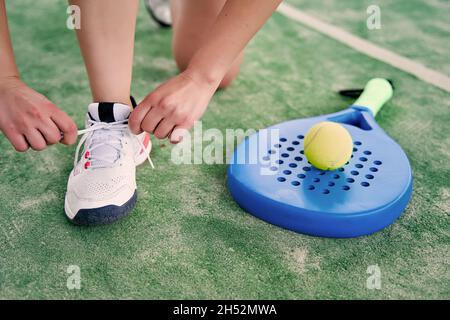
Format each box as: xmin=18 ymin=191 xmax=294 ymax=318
xmin=67 ymin=190 xmax=137 ymax=226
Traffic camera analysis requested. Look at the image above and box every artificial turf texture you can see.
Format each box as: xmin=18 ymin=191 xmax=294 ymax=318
xmin=0 ymin=0 xmax=448 ymax=299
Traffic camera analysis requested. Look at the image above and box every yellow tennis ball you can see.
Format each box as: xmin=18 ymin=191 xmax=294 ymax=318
xmin=304 ymin=121 xmax=353 ymax=170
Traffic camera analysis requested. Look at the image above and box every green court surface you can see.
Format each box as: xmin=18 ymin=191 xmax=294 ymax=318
xmin=0 ymin=0 xmax=449 ymax=299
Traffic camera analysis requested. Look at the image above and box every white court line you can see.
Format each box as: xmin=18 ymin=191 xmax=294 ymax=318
xmin=277 ymin=3 xmax=450 ymax=93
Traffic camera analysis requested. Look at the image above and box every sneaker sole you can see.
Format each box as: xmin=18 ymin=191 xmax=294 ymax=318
xmin=65 ymin=190 xmax=137 ymax=226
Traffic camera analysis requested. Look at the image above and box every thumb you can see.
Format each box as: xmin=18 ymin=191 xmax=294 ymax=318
xmin=51 ymin=110 xmax=78 ymax=145
xmin=129 ymin=98 xmax=153 ymax=135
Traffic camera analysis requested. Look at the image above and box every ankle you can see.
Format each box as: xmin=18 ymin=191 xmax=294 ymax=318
xmin=92 ymin=96 xmax=133 ymax=109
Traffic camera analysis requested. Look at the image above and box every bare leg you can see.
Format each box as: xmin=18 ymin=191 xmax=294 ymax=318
xmin=170 ymin=0 xmax=243 ymax=89
xmin=69 ymin=0 xmax=139 ymax=106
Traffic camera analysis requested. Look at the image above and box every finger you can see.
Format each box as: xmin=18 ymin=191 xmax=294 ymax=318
xmin=3 ymin=130 xmax=29 ymax=152
xmin=141 ymin=108 xmax=164 ymax=134
xmin=51 ymin=111 xmax=77 ymax=145
xmin=169 ymin=124 xmax=192 ymax=144
xmin=154 ymin=118 xmax=176 ymax=140
xmin=25 ymin=129 xmax=47 ymax=151
xmin=129 ymin=99 xmax=153 ymax=134
xmin=39 ymin=119 xmax=62 ymax=145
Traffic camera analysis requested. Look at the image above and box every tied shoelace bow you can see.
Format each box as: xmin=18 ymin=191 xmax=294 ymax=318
xmin=74 ymin=119 xmax=155 ymax=169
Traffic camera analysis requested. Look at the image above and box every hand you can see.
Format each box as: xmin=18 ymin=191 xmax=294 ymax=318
xmin=129 ymin=69 xmax=219 ymax=143
xmin=0 ymin=77 xmax=77 ymax=152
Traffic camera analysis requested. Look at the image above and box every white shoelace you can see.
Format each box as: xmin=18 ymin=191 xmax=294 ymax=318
xmin=75 ymin=119 xmax=154 ymax=169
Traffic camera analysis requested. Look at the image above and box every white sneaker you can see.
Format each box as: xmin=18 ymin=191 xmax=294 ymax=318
xmin=65 ymin=102 xmax=153 ymax=226
xmin=144 ymin=0 xmax=172 ymax=28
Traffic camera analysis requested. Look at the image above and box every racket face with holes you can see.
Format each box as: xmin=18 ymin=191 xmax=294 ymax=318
xmin=227 ymin=107 xmax=412 ymax=238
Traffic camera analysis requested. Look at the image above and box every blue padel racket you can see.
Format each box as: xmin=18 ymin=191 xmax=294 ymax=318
xmin=227 ymin=78 xmax=412 ymax=238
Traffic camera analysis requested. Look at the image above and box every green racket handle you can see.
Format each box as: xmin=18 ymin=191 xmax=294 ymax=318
xmin=353 ymin=78 xmax=394 ymax=116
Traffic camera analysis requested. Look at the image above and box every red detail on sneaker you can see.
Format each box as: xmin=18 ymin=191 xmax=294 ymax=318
xmin=140 ymin=133 xmax=151 ymax=155
xmin=85 ymin=151 xmax=90 ymax=159
xmin=84 ymin=161 xmax=91 ymax=169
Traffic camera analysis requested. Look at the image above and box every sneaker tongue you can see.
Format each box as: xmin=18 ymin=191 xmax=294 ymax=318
xmin=85 ymin=102 xmax=131 ymax=168
xmin=88 ymin=102 xmax=131 ymax=123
